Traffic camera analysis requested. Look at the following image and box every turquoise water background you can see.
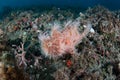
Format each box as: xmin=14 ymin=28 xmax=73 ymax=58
xmin=0 ymin=0 xmax=120 ymax=11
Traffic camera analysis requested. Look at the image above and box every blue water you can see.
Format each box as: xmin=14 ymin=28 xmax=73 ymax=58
xmin=0 ymin=0 xmax=120 ymax=12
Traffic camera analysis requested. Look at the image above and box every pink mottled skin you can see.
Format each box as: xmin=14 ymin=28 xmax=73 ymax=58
xmin=39 ymin=21 xmax=91 ymax=57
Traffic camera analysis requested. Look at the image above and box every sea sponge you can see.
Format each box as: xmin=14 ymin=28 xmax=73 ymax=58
xmin=39 ymin=20 xmax=91 ymax=57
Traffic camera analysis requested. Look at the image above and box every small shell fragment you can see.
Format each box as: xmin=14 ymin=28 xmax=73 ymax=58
xmin=83 ymin=25 xmax=95 ymax=33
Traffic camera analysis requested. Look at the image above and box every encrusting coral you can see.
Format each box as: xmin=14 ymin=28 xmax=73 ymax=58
xmin=39 ymin=20 xmax=91 ymax=57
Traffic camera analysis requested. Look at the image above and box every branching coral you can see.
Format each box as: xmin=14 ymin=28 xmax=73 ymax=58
xmin=14 ymin=42 xmax=27 ymax=68
xmin=39 ymin=20 xmax=91 ymax=57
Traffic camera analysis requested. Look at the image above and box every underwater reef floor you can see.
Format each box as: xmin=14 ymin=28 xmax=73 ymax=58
xmin=0 ymin=6 xmax=120 ymax=80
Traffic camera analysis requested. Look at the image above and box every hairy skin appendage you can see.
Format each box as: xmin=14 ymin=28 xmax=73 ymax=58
xmin=39 ymin=20 xmax=92 ymax=58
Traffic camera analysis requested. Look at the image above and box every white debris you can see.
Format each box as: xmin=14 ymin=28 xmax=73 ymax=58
xmin=32 ymin=23 xmax=38 ymax=31
xmin=83 ymin=25 xmax=95 ymax=33
xmin=90 ymin=28 xmax=95 ymax=33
